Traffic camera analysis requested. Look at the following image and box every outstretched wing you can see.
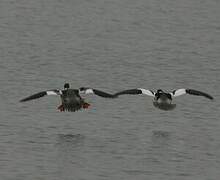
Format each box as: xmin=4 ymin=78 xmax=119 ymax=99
xmin=20 ymin=89 xmax=62 ymax=102
xmin=79 ymin=87 xmax=116 ymax=98
xmin=114 ymin=88 xmax=155 ymax=97
xmin=171 ymin=88 xmax=213 ymax=100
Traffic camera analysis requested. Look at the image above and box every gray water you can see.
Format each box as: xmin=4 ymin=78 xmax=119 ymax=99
xmin=1 ymin=0 xmax=220 ymax=179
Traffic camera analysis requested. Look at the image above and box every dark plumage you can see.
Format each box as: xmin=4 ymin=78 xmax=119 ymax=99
xmin=185 ymin=89 xmax=213 ymax=100
xmin=115 ymin=88 xmax=213 ymax=111
xmin=20 ymin=83 xmax=115 ymax=112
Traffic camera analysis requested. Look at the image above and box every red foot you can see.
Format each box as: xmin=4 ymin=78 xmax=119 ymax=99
xmin=83 ymin=102 xmax=91 ymax=109
xmin=57 ymin=104 xmax=64 ymax=112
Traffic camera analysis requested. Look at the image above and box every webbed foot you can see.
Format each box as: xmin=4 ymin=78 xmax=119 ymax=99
xmin=57 ymin=104 xmax=64 ymax=112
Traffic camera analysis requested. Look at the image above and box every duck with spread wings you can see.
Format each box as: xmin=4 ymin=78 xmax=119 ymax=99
xmin=20 ymin=83 xmax=116 ymax=112
xmin=114 ymin=88 xmax=213 ymax=110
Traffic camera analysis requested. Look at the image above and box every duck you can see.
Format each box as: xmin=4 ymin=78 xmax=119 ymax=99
xmin=114 ymin=88 xmax=213 ymax=111
xmin=20 ymin=83 xmax=116 ymax=112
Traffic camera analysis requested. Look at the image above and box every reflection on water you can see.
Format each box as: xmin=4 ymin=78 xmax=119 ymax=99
xmin=57 ymin=133 xmax=84 ymax=142
xmin=56 ymin=133 xmax=85 ymax=148
xmin=152 ymin=130 xmax=171 ymax=138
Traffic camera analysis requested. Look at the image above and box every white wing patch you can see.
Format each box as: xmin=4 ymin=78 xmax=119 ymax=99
xmin=84 ymin=89 xmax=94 ymax=94
xmin=137 ymin=88 xmax=155 ymax=97
xmin=172 ymin=89 xmax=186 ymax=97
xmin=46 ymin=90 xmax=62 ymax=96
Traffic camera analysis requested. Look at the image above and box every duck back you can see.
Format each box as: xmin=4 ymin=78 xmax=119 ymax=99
xmin=61 ymin=89 xmax=84 ymax=111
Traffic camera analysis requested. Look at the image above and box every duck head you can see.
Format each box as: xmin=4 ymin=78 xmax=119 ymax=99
xmin=64 ymin=83 xmax=70 ymax=89
xmin=157 ymin=89 xmax=164 ymax=93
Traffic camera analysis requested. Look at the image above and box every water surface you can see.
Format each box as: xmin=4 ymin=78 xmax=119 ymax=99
xmin=0 ymin=0 xmax=220 ymax=179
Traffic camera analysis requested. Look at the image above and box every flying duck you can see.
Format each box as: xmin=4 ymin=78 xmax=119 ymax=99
xmin=114 ymin=88 xmax=213 ymax=111
xmin=20 ymin=83 xmax=116 ymax=112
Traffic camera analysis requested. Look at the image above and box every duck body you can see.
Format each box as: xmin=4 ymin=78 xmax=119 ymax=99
xmin=58 ymin=89 xmax=87 ymax=112
xmin=152 ymin=89 xmax=176 ymax=110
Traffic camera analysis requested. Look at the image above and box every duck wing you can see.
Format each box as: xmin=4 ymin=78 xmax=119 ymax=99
xmin=79 ymin=87 xmax=116 ymax=98
xmin=20 ymin=89 xmax=62 ymax=102
xmin=114 ymin=88 xmax=155 ymax=97
xmin=171 ymin=89 xmax=213 ymax=100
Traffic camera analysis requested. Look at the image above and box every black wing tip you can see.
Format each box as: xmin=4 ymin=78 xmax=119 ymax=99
xmin=19 ymin=91 xmax=47 ymax=102
xmin=20 ymin=98 xmax=27 ymax=102
xmin=208 ymin=95 xmax=214 ymax=100
xmin=19 ymin=97 xmax=34 ymax=102
xmin=19 ymin=97 xmax=36 ymax=102
xmin=203 ymin=95 xmax=214 ymax=100
xmin=186 ymin=89 xmax=214 ymax=100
